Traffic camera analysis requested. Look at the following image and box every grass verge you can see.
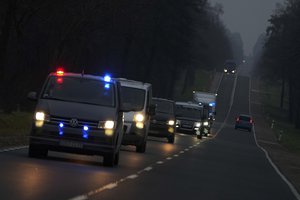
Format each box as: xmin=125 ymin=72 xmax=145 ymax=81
xmin=0 ymin=112 xmax=32 ymax=147
xmin=260 ymin=81 xmax=300 ymax=155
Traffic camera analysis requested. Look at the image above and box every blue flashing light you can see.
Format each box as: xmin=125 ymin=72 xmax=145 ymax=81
xmin=59 ymin=122 xmax=64 ymax=128
xmin=104 ymin=75 xmax=111 ymax=82
xmin=209 ymin=102 xmax=216 ymax=107
xmin=83 ymin=133 xmax=88 ymax=139
xmin=104 ymin=83 xmax=110 ymax=89
xmin=59 ymin=131 xmax=64 ymax=136
xmin=83 ymin=125 xmax=89 ymax=131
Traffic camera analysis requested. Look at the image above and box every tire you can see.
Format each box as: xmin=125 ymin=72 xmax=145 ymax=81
xmin=114 ymin=152 xmax=120 ymax=166
xmin=168 ymin=136 xmax=175 ymax=144
xmin=103 ymin=153 xmax=116 ymax=167
xmin=197 ymin=134 xmax=202 ymax=140
xmin=136 ymin=141 xmax=146 ymax=153
xmin=28 ymin=143 xmax=48 ymax=158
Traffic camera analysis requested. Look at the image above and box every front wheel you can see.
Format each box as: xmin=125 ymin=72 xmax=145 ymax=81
xmin=136 ymin=141 xmax=146 ymax=153
xmin=28 ymin=143 xmax=48 ymax=158
xmin=168 ymin=136 xmax=175 ymax=144
xmin=103 ymin=152 xmax=118 ymax=167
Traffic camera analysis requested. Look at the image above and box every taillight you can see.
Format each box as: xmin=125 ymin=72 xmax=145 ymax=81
xmin=236 ymin=117 xmax=239 ymax=122
xmin=250 ymin=119 xmax=253 ymax=123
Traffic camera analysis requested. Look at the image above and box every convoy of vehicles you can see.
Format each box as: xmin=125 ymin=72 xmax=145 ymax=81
xmin=26 ymin=68 xmax=230 ymax=167
xmin=117 ymin=78 xmax=155 ymax=153
xmin=193 ymin=91 xmax=217 ymax=136
xmin=149 ymin=98 xmax=176 ymax=143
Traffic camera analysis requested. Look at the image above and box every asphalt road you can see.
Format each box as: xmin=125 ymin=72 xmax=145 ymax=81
xmin=0 ymin=68 xmax=298 ymax=200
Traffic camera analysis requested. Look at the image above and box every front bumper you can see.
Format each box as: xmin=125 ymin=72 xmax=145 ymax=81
xmin=30 ymin=124 xmax=116 ymax=156
xmin=149 ymin=123 xmax=175 ymax=138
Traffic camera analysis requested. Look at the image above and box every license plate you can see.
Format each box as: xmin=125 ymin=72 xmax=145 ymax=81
xmin=150 ymin=130 xmax=160 ymax=134
xmin=60 ymin=140 xmax=83 ymax=149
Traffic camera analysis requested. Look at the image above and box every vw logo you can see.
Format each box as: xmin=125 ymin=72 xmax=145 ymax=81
xmin=69 ymin=119 xmax=78 ymax=127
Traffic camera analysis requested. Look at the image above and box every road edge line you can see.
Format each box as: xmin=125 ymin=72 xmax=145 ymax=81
xmin=249 ymin=77 xmax=300 ymax=200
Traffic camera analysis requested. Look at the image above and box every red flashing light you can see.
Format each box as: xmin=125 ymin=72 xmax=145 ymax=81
xmin=250 ymin=119 xmax=253 ymax=124
xmin=56 ymin=68 xmax=64 ymax=76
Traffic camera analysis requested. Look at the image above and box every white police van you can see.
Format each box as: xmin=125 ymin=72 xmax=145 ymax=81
xmin=117 ymin=78 xmax=156 ymax=153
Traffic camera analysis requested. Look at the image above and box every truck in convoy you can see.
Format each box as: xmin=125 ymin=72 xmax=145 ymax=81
xmin=192 ymin=91 xmax=217 ymax=136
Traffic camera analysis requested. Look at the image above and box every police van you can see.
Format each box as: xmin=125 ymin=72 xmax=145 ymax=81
xmin=27 ymin=69 xmax=136 ymax=167
xmin=117 ymin=78 xmax=155 ymax=153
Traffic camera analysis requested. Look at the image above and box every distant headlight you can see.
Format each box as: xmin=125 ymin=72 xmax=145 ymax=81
xmin=104 ymin=121 xmax=115 ymax=129
xmin=224 ymin=69 xmax=228 ymax=73
xmin=194 ymin=122 xmax=201 ymax=127
xmin=203 ymin=121 xmax=209 ymax=126
xmin=134 ymin=113 xmax=144 ymax=122
xmin=232 ymin=70 xmax=235 ymax=73
xmin=168 ymin=120 xmax=175 ymax=126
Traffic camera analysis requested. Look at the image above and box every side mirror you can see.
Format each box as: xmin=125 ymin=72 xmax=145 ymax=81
xmin=27 ymin=92 xmax=37 ymax=101
xmin=148 ymin=104 xmax=156 ymax=116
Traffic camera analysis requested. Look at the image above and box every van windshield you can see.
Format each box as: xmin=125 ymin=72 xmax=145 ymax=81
xmin=153 ymin=99 xmax=174 ymax=114
xmin=121 ymin=86 xmax=145 ymax=111
xmin=175 ymin=105 xmax=202 ymax=119
xmin=42 ymin=76 xmax=115 ymax=107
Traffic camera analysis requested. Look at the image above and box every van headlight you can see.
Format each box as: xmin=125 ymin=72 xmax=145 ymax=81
xmin=35 ymin=112 xmax=45 ymax=121
xmin=35 ymin=111 xmax=48 ymax=127
xmin=194 ymin=122 xmax=201 ymax=128
xmin=167 ymin=120 xmax=175 ymax=126
xmin=203 ymin=121 xmax=209 ymax=126
xmin=134 ymin=113 xmax=144 ymax=122
xmin=224 ymin=69 xmax=228 ymax=73
xmin=98 ymin=120 xmax=115 ymax=129
xmin=104 ymin=121 xmax=115 ymax=129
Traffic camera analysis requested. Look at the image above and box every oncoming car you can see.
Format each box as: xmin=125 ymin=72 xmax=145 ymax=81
xmin=224 ymin=60 xmax=237 ymax=74
xmin=235 ymin=114 xmax=253 ymax=132
xmin=149 ymin=98 xmax=176 ymax=143
xmin=27 ymin=69 xmax=136 ymax=167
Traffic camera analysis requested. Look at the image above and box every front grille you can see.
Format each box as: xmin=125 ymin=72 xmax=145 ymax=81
xmin=180 ymin=120 xmax=194 ymax=129
xmin=46 ymin=116 xmax=99 ymax=129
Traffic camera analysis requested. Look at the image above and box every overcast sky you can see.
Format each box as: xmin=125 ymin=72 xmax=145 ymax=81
xmin=210 ymin=0 xmax=285 ymax=56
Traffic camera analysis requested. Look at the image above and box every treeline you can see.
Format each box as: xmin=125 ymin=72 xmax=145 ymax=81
xmin=0 ymin=0 xmax=234 ymax=113
xmin=257 ymin=0 xmax=300 ymax=128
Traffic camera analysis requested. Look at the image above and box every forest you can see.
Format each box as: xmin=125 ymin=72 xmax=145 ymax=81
xmin=0 ymin=0 xmax=241 ymax=113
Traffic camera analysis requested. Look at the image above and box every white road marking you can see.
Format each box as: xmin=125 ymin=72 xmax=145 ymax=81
xmin=184 ymin=148 xmax=189 ymax=151
xmin=156 ymin=161 xmax=164 ymax=164
xmin=126 ymin=174 xmax=138 ymax=179
xmin=166 ymin=157 xmax=172 ymax=160
xmin=144 ymin=167 xmax=153 ymax=171
xmin=0 ymin=145 xmax=28 ymax=153
xmin=180 ymin=151 xmax=184 ymax=154
xmin=249 ymin=77 xmax=300 ymax=200
xmin=189 ymin=146 xmax=193 ymax=149
xmin=69 ymin=195 xmax=88 ymax=200
xmin=174 ymin=154 xmax=179 ymax=157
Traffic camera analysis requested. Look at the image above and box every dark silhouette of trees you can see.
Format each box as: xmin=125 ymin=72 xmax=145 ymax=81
xmin=258 ymin=0 xmax=300 ymax=128
xmin=0 ymin=0 xmax=233 ymax=113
